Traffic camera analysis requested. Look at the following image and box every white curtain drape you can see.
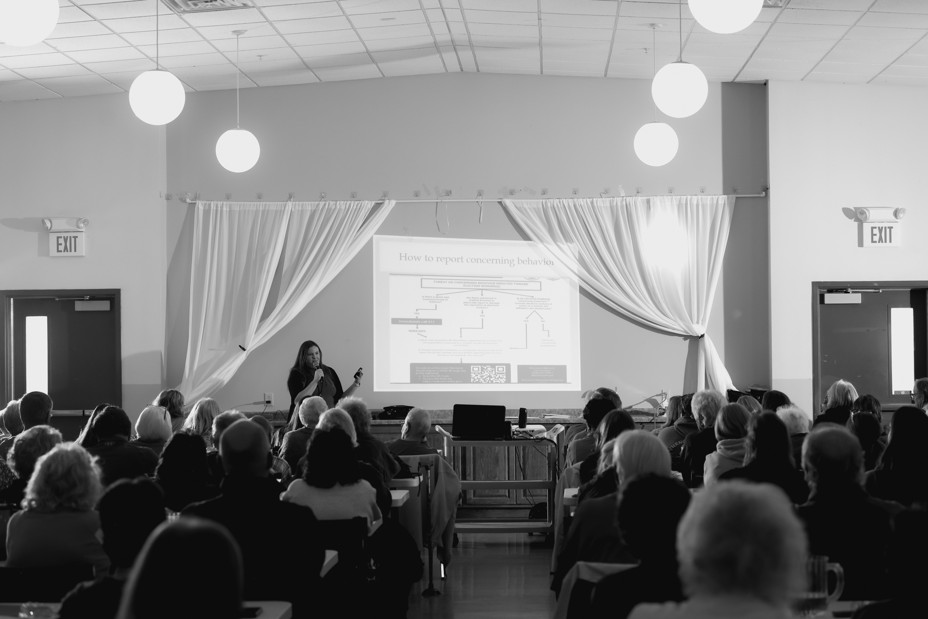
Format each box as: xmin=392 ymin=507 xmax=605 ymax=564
xmin=177 ymin=200 xmax=395 ymax=403
xmin=501 ymin=196 xmax=735 ymax=392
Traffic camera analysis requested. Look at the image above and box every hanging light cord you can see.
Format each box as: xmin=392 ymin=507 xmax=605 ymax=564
xmin=235 ymin=33 xmax=241 ymax=128
xmin=651 ymin=25 xmax=658 ymax=119
xmin=155 ymin=0 xmax=160 ymax=70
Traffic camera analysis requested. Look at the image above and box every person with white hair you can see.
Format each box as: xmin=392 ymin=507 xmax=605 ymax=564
xmin=680 ymin=389 xmax=726 ymax=488
xmin=630 ymin=481 xmax=808 ymax=619
xmin=339 ymin=396 xmax=400 ymax=484
xmin=129 ymin=406 xmax=173 ymax=456
xmin=776 ymin=404 xmax=812 ymax=471
xmin=814 ymin=379 xmax=858 ymax=427
xmin=279 ymin=396 xmax=327 ymax=472
xmin=386 ymin=408 xmax=438 ymax=456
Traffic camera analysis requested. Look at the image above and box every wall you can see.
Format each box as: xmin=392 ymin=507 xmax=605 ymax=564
xmin=164 ymin=72 xmax=764 ymax=412
xmin=769 ymin=81 xmax=928 ymax=413
xmin=0 ymin=94 xmax=166 ymax=416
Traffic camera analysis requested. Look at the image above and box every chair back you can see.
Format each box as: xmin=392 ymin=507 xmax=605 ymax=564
xmin=315 ymin=517 xmax=371 ymax=582
xmin=0 ymin=564 xmax=94 ymax=602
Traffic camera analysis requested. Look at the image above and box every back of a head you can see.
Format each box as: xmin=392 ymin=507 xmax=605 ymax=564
xmin=618 ymin=474 xmax=690 ymax=561
xmin=219 ymin=419 xmax=269 ymax=478
xmin=19 ymin=391 xmax=52 ymax=428
xmin=117 ymin=517 xmax=243 ymax=619
xmin=339 ymin=396 xmax=371 ymax=434
xmin=249 ymin=415 xmax=274 ymax=444
xmin=853 ymin=394 xmax=882 ymax=419
xmin=824 ymin=379 xmax=858 ymax=410
xmin=154 ymin=389 xmax=185 ymax=420
xmin=692 ymin=390 xmax=725 ymax=429
xmin=737 ymin=395 xmax=762 ymax=416
xmin=184 ymin=398 xmax=220 ymax=436
xmin=777 ymin=405 xmax=812 ymax=436
xmin=156 ymin=432 xmax=208 ymax=483
xmin=403 ymin=408 xmax=431 ymax=440
xmin=211 ymin=410 xmax=247 ymax=448
xmin=746 ymin=412 xmax=793 ymax=467
xmin=593 ymin=387 xmax=622 ymax=410
xmin=914 ymin=378 xmax=928 ymax=406
xmin=317 ymin=408 xmax=357 ymax=445
xmin=597 ymin=438 xmax=620 ymax=475
xmin=664 ymin=396 xmax=683 ymax=424
xmin=761 ymin=390 xmax=791 ymax=412
xmin=715 ymin=403 xmax=751 ymax=441
xmin=681 ymin=393 xmax=694 ymax=419
xmin=9 ymin=425 xmax=62 ymax=481
xmin=848 ymin=412 xmax=882 ymax=451
xmin=303 ymin=427 xmax=359 ymax=488
xmin=582 ymin=397 xmax=615 ymax=431
xmin=298 ymin=396 xmax=327 ymax=429
xmin=92 ymin=406 xmax=132 ymax=440
xmin=677 ymin=481 xmax=807 ymax=605
xmin=98 ymin=478 xmax=166 ymax=569
xmin=614 ymin=430 xmax=671 ymax=485
xmin=597 ymin=409 xmax=636 ymax=448
xmin=880 ymin=405 xmax=928 ymax=471
xmin=25 ymin=442 xmax=102 ymax=512
xmin=3 ymin=400 xmax=23 ymax=436
xmin=802 ymin=425 xmax=864 ymax=489
xmin=135 ymin=406 xmax=172 ymax=442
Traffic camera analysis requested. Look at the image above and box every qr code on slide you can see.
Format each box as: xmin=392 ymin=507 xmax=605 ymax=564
xmin=470 ymin=365 xmax=508 ymax=384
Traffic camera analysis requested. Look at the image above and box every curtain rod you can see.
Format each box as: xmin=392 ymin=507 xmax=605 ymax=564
xmin=173 ymin=190 xmax=767 ymax=204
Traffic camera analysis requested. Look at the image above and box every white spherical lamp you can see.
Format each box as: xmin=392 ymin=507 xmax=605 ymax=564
xmin=129 ymin=70 xmax=186 ymax=126
xmin=634 ymin=122 xmax=679 ymax=167
xmin=652 ymin=61 xmax=708 ymax=119
xmin=688 ymin=0 xmax=763 ymax=35
xmin=0 ymin=0 xmax=60 ymax=47
xmin=216 ymin=129 xmax=260 ymax=173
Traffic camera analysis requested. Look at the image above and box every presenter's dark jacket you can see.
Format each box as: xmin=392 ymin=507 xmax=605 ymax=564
xmin=287 ymin=364 xmax=344 ymax=418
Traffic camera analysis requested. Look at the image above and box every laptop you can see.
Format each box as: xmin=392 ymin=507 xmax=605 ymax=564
xmin=451 ymin=404 xmax=509 ymax=440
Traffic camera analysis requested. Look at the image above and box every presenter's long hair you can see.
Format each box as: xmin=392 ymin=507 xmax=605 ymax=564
xmin=292 ymin=340 xmax=322 ymax=377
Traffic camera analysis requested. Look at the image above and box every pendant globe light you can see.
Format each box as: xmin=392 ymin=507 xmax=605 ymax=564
xmin=0 ymin=0 xmax=59 ymax=47
xmin=651 ymin=1 xmax=708 ymax=119
xmin=635 ymin=26 xmax=679 ymax=168
xmin=129 ymin=0 xmax=185 ymax=126
xmin=216 ymin=30 xmax=260 ymax=173
xmin=688 ymin=0 xmax=763 ymax=35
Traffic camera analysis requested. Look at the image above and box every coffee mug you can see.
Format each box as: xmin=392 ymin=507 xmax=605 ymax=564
xmin=794 ymin=555 xmax=845 ymax=616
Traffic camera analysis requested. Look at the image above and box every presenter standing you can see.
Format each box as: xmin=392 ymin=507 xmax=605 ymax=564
xmin=287 ymin=340 xmax=362 ymax=420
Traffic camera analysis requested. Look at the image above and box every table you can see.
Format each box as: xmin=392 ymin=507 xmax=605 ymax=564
xmin=390 ymin=489 xmax=410 ymax=508
xmin=390 ymin=476 xmax=423 ymax=551
xmin=389 ymin=475 xmax=421 ymax=489
xmin=0 ymin=601 xmax=293 ymax=619
xmin=321 ymin=549 xmax=338 ymax=577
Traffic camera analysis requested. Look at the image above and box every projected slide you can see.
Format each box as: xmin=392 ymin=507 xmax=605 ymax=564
xmin=373 ymin=236 xmax=581 ymax=392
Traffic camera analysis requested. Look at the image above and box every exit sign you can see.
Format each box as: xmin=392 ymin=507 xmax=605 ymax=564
xmin=49 ymin=231 xmax=85 ymax=257
xmin=863 ymin=223 xmax=900 ymax=247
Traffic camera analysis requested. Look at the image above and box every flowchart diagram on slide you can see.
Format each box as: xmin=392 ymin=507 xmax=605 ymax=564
xmin=388 ymin=273 xmax=573 ymax=385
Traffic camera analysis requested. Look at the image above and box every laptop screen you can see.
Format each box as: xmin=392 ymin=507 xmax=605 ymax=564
xmin=452 ymin=404 xmax=507 ymax=439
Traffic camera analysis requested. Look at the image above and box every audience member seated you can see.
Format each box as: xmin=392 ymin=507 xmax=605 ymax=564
xmin=814 ymin=379 xmax=858 ymax=428
xmin=776 ymin=404 xmax=811 ymax=471
xmin=680 ymin=389 xmax=726 ymax=488
xmin=853 ymin=394 xmax=883 ymax=423
xmin=797 ymin=425 xmax=903 ymax=600
xmin=1 ymin=392 xmax=52 ymax=460
xmin=703 ymin=403 xmax=751 ymax=487
xmin=864 ymin=405 xmax=928 ymax=508
xmin=565 ymin=397 xmax=616 ymax=470
xmin=849 ymin=411 xmax=884 ymax=473
xmin=564 ymin=388 xmax=623 ymax=456
xmin=181 ymin=397 xmax=220 ymax=446
xmin=114 ymin=517 xmax=243 ymax=619
xmin=387 ymin=407 xmax=439 ymax=456
xmin=588 ymin=475 xmax=692 ymax=619
xmin=719 ymin=412 xmax=809 ymax=504
xmin=579 ymin=409 xmax=636 ymax=486
xmin=0 ymin=425 xmax=62 ymax=505
xmin=86 ymin=407 xmax=158 ymax=487
xmin=340 ymin=396 xmax=402 ymax=484
xmin=5 ymin=443 xmax=110 ymax=575
xmin=154 ymin=432 xmax=218 ymax=513
xmin=317 ymin=408 xmax=391 ymax=515
xmin=59 ymin=478 xmax=166 ymax=619
xmin=577 ymin=437 xmax=619 ymax=504
xmin=75 ymin=402 xmax=114 ymax=450
xmin=736 ymin=395 xmax=762 ymax=416
xmin=658 ymin=394 xmax=697 ymax=471
xmin=654 ymin=395 xmax=683 ymax=437
xmin=554 ymin=430 xmax=672 ymax=595
xmin=152 ymin=389 xmax=186 ymax=433
xmin=852 ymin=509 xmax=928 ymax=619
xmin=0 ymin=399 xmax=23 ymax=457
xmin=761 ymin=389 xmax=791 ymax=413
xmin=629 ymin=481 xmax=807 ymax=619
xmin=279 ymin=395 xmax=326 ymax=472
xmin=184 ymin=419 xmax=323 ymax=619
xmin=205 ymin=410 xmax=246 ymax=485
xmin=911 ymin=377 xmax=928 ymax=412
xmin=249 ymin=415 xmax=292 ymax=482
xmin=128 ymin=406 xmax=172 ymax=457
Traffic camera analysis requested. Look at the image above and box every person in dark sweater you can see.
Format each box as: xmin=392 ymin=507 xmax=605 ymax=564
xmin=386 ymin=408 xmax=438 ymax=457
xmin=680 ymin=390 xmax=725 ymax=488
xmin=864 ymin=405 xmax=928 ymax=508
xmin=813 ymin=379 xmax=857 ymax=428
xmin=340 ymin=396 xmax=400 ymax=485
xmin=86 ymin=407 xmax=158 ymax=488
xmin=59 ymin=478 xmax=166 ymax=619
xmin=279 ymin=396 xmax=327 ymax=472
xmin=589 ymin=475 xmax=692 ymax=619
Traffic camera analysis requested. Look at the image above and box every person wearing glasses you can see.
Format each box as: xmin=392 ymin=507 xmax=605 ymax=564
xmin=911 ymin=378 xmax=928 ymax=412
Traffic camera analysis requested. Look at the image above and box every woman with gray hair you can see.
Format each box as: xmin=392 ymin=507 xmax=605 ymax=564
xmin=814 ymin=379 xmax=858 ymax=427
xmin=0 ymin=425 xmax=62 ymax=504
xmin=630 ymin=481 xmax=808 ymax=619
xmin=5 ymin=442 xmax=110 ymax=575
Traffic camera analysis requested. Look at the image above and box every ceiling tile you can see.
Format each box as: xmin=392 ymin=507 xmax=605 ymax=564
xmin=314 ymin=63 xmax=382 ymax=82
xmin=543 ymin=25 xmax=615 ymax=41
xmin=465 ymin=0 xmax=537 ymax=12
xmin=122 ymin=28 xmax=204 ymax=46
xmin=285 ymin=30 xmax=360 ymax=46
xmin=158 ymin=52 xmax=232 ymax=69
xmin=262 ymin=2 xmax=343 ymax=20
xmin=81 ymin=1 xmax=156 ymax=21
xmin=293 ymin=41 xmax=368 ymax=60
xmin=181 ymin=9 xmax=267 ymax=28
xmin=212 ymin=35 xmax=291 ymax=52
xmin=83 ymin=57 xmax=156 ymax=74
xmin=351 ymin=11 xmax=426 ymax=29
xmin=871 ymin=0 xmax=928 ymax=14
xmin=37 ymin=75 xmax=124 ymax=97
xmin=101 ymin=14 xmax=188 ymax=34
xmin=541 ymin=0 xmax=617 ymax=17
xmin=779 ymin=8 xmax=863 ymax=26
xmin=0 ymin=81 xmax=60 ymax=101
xmin=47 ymin=35 xmax=131 ymax=53
xmin=137 ymin=41 xmax=219 ymax=58
xmin=859 ymin=12 xmax=928 ymax=29
xmin=196 ymin=23 xmax=279 ymax=39
xmin=464 ymin=10 xmax=536 ymax=26
xmin=0 ymin=53 xmax=75 ymax=69
xmin=67 ymin=47 xmax=146 ymax=64
xmin=16 ymin=64 xmax=93 ymax=80
xmin=342 ymin=0 xmax=422 ymax=13
xmin=356 ymin=24 xmax=434 ymax=40
xmin=48 ymin=20 xmax=113 ymax=39
xmin=306 ymin=51 xmax=374 ymax=68
xmin=273 ymin=16 xmax=353 ymax=33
